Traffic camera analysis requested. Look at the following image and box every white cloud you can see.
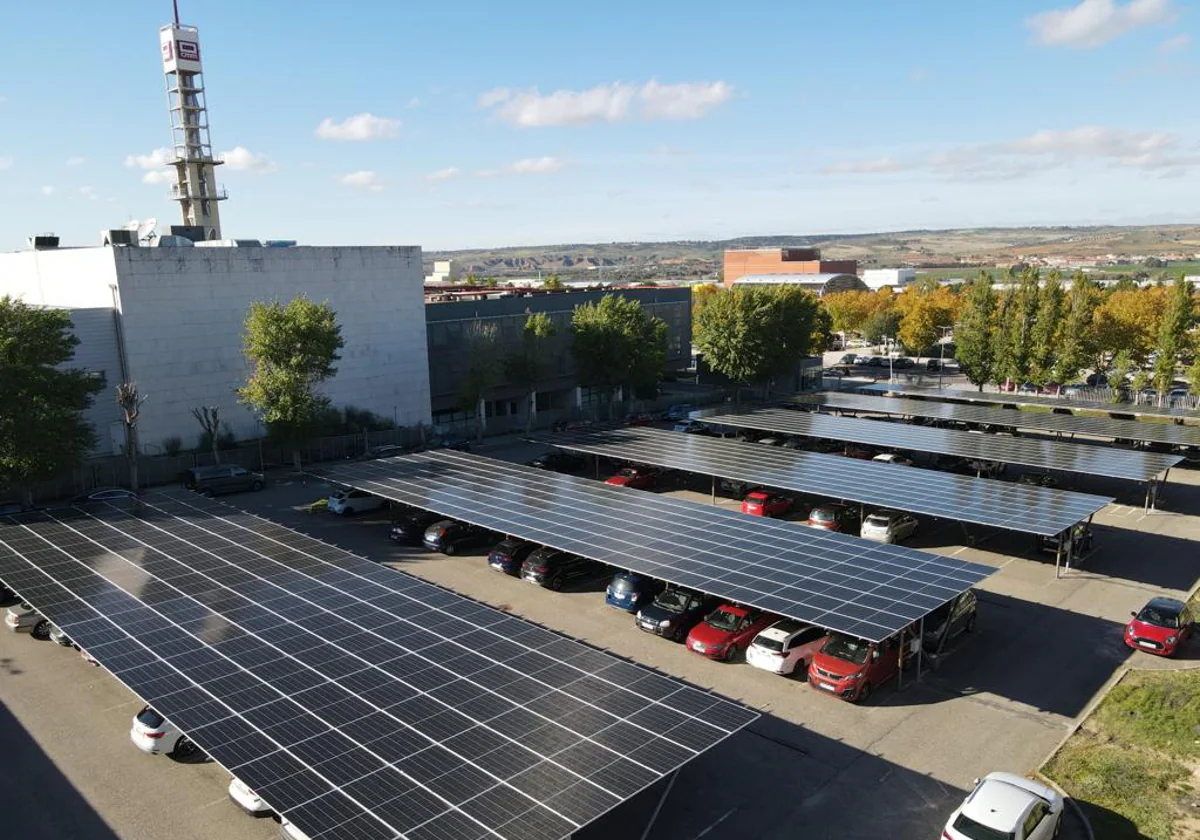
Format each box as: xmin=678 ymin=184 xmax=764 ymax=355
xmin=40 ymin=186 xmax=53 ymax=196
xmin=79 ymin=186 xmax=97 ymax=200
xmin=142 ymin=171 xmax=172 ymax=185
xmin=338 ymin=170 xmax=385 ymax=191
xmin=66 ymin=156 xmax=86 ymax=166
xmin=424 ymin=167 xmax=461 ymax=182
xmin=125 ymin=147 xmax=171 ymax=169
xmin=316 ymin=113 xmax=401 ymax=141
xmin=1026 ymin=0 xmax=1173 ymax=49
xmin=0 ymin=157 xmax=11 ymax=171
xmin=219 ymin=146 xmax=277 ymax=172
xmin=507 ymin=156 xmax=564 ymax=174
xmin=479 ymin=79 xmax=733 ymax=126
xmin=1160 ymin=33 xmax=1190 ymax=52
xmin=407 ymin=96 xmax=421 ymax=108
xmin=822 ymin=157 xmax=907 ymax=175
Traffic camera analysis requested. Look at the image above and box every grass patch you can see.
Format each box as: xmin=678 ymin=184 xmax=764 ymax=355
xmin=1044 ymin=670 xmax=1200 ymax=840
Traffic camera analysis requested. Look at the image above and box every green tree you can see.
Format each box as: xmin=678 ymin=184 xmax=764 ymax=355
xmin=0 ymin=296 xmax=104 ymax=502
xmin=1152 ymin=275 xmax=1193 ymax=396
xmin=956 ymin=273 xmax=998 ymax=390
xmin=1092 ymin=287 xmax=1165 ymax=364
xmin=1052 ymin=273 xmax=1099 ymax=383
xmin=458 ymin=322 xmax=500 ymax=440
xmin=1029 ymin=271 xmax=1064 ymax=384
xmin=542 ymin=273 xmax=564 ymax=291
xmin=1186 ymin=357 xmax=1200 ymax=396
xmin=896 ymin=285 xmax=958 ymax=359
xmin=237 ymin=295 xmax=344 ymax=469
xmin=1107 ymin=350 xmax=1133 ymax=402
xmin=570 ymin=295 xmax=667 ymax=417
xmin=862 ymin=308 xmax=902 ymax=346
xmin=504 ymin=311 xmax=557 ymax=433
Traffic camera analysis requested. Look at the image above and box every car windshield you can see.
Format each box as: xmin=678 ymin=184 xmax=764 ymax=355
xmin=618 ymin=468 xmax=637 ymax=477
xmin=822 ymin=634 xmax=871 ymax=665
xmin=1136 ymin=606 xmax=1180 ymax=629
xmin=753 ymin=634 xmax=784 ymax=652
xmin=865 ymin=514 xmax=892 ymax=527
xmin=951 ymin=813 xmax=1014 ymax=840
xmin=654 ymin=589 xmax=693 ymax=613
xmin=136 ymin=707 xmax=165 ymax=728
xmin=810 ymin=508 xmax=836 ymax=522
xmin=706 ymin=608 xmax=743 ymax=631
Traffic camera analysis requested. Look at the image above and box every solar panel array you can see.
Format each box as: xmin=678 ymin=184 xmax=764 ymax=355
xmin=321 ymin=451 xmax=996 ymax=643
xmin=0 ymin=493 xmax=757 ymax=840
xmin=794 ymin=392 xmax=1200 ymax=448
xmin=856 ymin=382 xmax=1200 ymax=421
xmin=698 ymin=408 xmax=1181 ymax=482
xmin=545 ymin=426 xmax=1111 ymax=536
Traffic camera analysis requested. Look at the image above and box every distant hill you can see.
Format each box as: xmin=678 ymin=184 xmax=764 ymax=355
xmin=424 ymin=224 xmax=1200 ymax=283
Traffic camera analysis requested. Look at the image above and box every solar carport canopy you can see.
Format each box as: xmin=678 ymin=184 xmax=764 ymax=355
xmin=795 ymin=392 xmax=1200 ymax=448
xmin=0 ymin=492 xmax=758 ymax=840
xmin=545 ymin=426 xmax=1111 ymax=537
xmin=699 ymin=408 xmax=1182 ymax=483
xmin=320 ymin=450 xmax=996 ymax=644
xmin=857 ymin=382 xmax=1200 ymax=422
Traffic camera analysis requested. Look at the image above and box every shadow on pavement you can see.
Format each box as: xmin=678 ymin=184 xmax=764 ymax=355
xmin=1076 ymin=526 xmax=1200 ymax=592
xmin=0 ymin=699 xmax=121 ymax=840
xmin=1070 ymin=800 xmax=1142 ymax=840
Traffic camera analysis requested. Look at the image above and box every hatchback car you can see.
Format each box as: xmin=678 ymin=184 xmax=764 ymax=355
xmin=526 ymin=451 xmax=586 ymax=473
xmin=604 ymin=466 xmax=661 ymax=489
xmin=184 ymin=465 xmax=265 ymax=496
xmin=661 ymin=404 xmax=696 ymax=422
xmin=807 ymin=503 xmax=859 ymax=533
xmin=942 ymin=772 xmax=1063 ymax=840
xmin=487 ymin=537 xmax=538 ymax=575
xmin=1125 ymin=596 xmax=1193 ymax=657
xmin=4 ymin=603 xmax=51 ymax=639
xmin=673 ymin=419 xmax=708 ymax=434
xmin=605 ymin=571 xmax=663 ymax=613
xmin=745 ymin=620 xmax=828 ymax=678
xmin=741 ymin=490 xmax=793 ymax=518
xmin=843 ymin=443 xmax=877 ymax=460
xmin=327 ymin=489 xmax=386 ymax=516
xmin=423 ymin=520 xmax=495 ymax=555
xmin=871 ymin=453 xmax=913 ymax=467
xmin=624 ymin=412 xmax=656 ymax=426
xmin=687 ymin=604 xmax=775 ymax=662
xmin=860 ymin=510 xmax=919 ymax=544
xmin=923 ymin=590 xmax=978 ymax=650
xmin=228 ymin=776 xmax=274 ymax=817
xmin=430 ymin=435 xmax=472 ymax=451
xmin=129 ymin=705 xmax=200 ymax=758
xmin=520 ymin=548 xmax=601 ymax=590
xmin=636 ymin=586 xmax=717 ymax=642
xmin=389 ymin=510 xmax=444 ymax=545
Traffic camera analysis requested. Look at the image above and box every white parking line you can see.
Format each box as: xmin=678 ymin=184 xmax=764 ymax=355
xmin=98 ymin=698 xmax=141 ymax=714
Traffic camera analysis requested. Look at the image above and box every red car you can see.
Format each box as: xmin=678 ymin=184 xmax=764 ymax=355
xmin=623 ymin=412 xmax=655 ymax=426
xmin=741 ymin=490 xmax=793 ymax=518
xmin=686 ymin=604 xmax=776 ymax=662
xmin=806 ymin=503 xmax=859 ymax=533
xmin=1125 ymin=597 xmax=1193 ymax=657
xmin=808 ymin=631 xmax=910 ymax=703
xmin=604 ymin=466 xmax=661 ymax=489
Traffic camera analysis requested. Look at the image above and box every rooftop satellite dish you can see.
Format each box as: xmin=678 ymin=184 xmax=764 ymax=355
xmin=136 ymin=218 xmax=158 ymax=244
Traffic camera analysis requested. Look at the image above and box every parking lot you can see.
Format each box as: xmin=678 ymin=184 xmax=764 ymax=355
xmin=4 ymin=429 xmax=1199 ymax=839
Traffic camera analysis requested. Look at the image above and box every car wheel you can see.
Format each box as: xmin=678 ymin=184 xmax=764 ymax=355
xmin=31 ymin=619 xmax=51 ymax=641
xmin=722 ymin=646 xmax=737 ymax=663
xmin=671 ymin=625 xmax=685 ymax=642
xmin=252 ymin=480 xmax=264 ymax=491
xmin=173 ymin=736 xmax=198 ymax=759
xmin=549 ymin=575 xmax=564 ymax=591
xmin=443 ymin=542 xmax=457 ymax=556
xmin=856 ymin=682 xmax=872 ymax=704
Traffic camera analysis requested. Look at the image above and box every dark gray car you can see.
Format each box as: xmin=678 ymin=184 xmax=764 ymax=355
xmin=184 ymin=465 xmax=265 ymax=496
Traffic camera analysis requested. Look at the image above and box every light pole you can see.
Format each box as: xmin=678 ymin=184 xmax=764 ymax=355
xmin=936 ymin=325 xmax=953 ymax=389
xmin=883 ymin=335 xmax=895 ymax=381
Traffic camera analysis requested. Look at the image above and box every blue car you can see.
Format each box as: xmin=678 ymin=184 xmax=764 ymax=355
xmin=605 ymin=571 xmax=663 ymax=613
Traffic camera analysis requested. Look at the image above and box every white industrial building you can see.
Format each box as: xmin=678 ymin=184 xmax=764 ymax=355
xmin=1 ymin=243 xmax=432 ymax=455
xmin=861 ymin=268 xmax=916 ymax=290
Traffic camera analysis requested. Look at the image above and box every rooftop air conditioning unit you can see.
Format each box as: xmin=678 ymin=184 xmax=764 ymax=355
xmin=102 ymin=229 xmax=138 ymax=247
xmin=157 ymin=235 xmax=195 ymax=247
xmin=28 ymin=234 xmax=60 ymax=249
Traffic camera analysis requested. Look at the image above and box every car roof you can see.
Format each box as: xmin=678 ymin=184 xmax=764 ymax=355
xmin=961 ymin=775 xmax=1044 ymax=830
xmin=713 ymin=603 xmax=749 ymax=616
xmin=745 ymin=490 xmax=769 ymax=499
xmin=756 ymin=619 xmax=805 ymax=641
xmin=1145 ymin=596 xmax=1186 ymax=613
xmin=867 ymin=509 xmax=900 ymax=518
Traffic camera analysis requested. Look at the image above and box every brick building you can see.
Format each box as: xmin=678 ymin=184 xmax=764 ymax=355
xmin=723 ymin=247 xmax=858 ymax=288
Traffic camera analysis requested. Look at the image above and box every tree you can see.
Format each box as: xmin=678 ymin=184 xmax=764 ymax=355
xmin=237 ymin=295 xmax=344 ymax=470
xmin=692 ymin=283 xmax=723 ymax=321
xmin=862 ymin=308 xmax=901 ymax=346
xmin=896 ymin=285 xmax=958 ymax=359
xmin=542 ymin=274 xmax=564 ymax=291
xmin=570 ymin=295 xmax=667 ymax=417
xmin=0 ymin=296 xmax=104 ymax=503
xmin=1107 ymin=350 xmax=1133 ymax=402
xmin=822 ymin=290 xmax=877 ymax=336
xmin=116 ymin=381 xmax=148 ymax=493
xmin=1052 ymin=272 xmax=1099 ymax=383
xmin=503 ymin=311 xmax=557 ymax=432
xmin=1028 ymin=271 xmax=1064 ymax=385
xmin=1186 ymin=357 xmax=1200 ymax=396
xmin=956 ymin=273 xmax=998 ymax=390
xmin=191 ymin=405 xmax=222 ymax=464
xmin=458 ymin=322 xmax=500 ymax=441
xmin=1152 ymin=275 xmax=1193 ymax=397
xmin=1093 ymin=287 xmax=1165 ymax=364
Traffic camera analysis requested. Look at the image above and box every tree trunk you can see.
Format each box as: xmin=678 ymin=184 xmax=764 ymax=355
xmin=211 ymin=438 xmax=221 ymax=465
xmin=126 ymin=423 xmax=140 ymax=494
xmin=476 ymin=396 xmax=486 ymax=442
xmin=525 ymin=389 xmax=536 ymax=434
xmin=292 ymin=449 xmax=302 ymax=474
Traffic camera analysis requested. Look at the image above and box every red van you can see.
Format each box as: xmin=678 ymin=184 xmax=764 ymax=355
xmin=807 ymin=631 xmax=910 ymax=703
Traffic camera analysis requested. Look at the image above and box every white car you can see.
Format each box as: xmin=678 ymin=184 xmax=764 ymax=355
xmin=745 ymin=620 xmax=828 ymax=677
xmin=860 ymin=510 xmax=919 ymax=544
xmin=4 ymin=603 xmax=51 ymax=639
xmin=228 ymin=776 xmax=273 ymax=817
xmin=943 ymin=772 xmax=1064 ymax=840
xmin=673 ymin=419 xmax=707 ymax=434
xmin=327 ymin=489 xmax=385 ymax=516
xmin=281 ymin=817 xmax=314 ymax=840
xmin=871 ymin=453 xmax=913 ymax=466
xmin=129 ymin=705 xmax=200 ymax=758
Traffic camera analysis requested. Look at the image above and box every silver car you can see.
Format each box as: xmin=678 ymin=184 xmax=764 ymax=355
xmin=860 ymin=510 xmax=919 ymax=544
xmin=4 ymin=603 xmax=51 ymax=639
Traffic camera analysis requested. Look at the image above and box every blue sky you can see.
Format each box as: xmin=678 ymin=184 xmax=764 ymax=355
xmin=0 ymin=0 xmax=1197 ymax=252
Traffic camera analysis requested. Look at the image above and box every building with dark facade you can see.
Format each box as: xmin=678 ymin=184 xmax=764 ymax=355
xmin=425 ymin=286 xmax=692 ymax=431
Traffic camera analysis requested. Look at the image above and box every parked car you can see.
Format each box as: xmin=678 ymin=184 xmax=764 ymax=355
xmin=388 ymin=510 xmax=443 ymax=545
xmin=365 ymin=444 xmax=408 ymax=459
xmin=865 ymin=356 xmax=884 ymax=368
xmin=1037 ymin=522 xmax=1093 ymax=556
xmin=686 ymin=604 xmax=776 ymax=662
xmin=327 ymin=489 xmax=386 ymax=516
xmin=487 ymin=537 xmax=538 ymax=575
xmin=605 ymin=571 xmax=663 ymax=613
xmin=756 ymin=436 xmax=788 ymax=446
xmin=184 ymin=465 xmax=265 ymax=496
xmin=674 ymin=419 xmax=709 ymax=434
xmin=129 ymin=705 xmax=200 ymax=758
xmin=0 ymin=500 xmax=27 ymax=515
xmin=661 ymin=404 xmax=697 ymax=422
xmin=430 ymin=435 xmax=472 ymax=451
xmin=779 ymin=437 xmax=806 ymax=450
xmin=423 ymin=520 xmax=495 ymax=555
xmin=48 ymin=624 xmax=74 ymax=647
xmin=280 ymin=818 xmax=314 ymax=840
xmin=741 ymin=490 xmax=793 ymax=518
xmin=624 ymin=412 xmax=656 ymax=426
xmin=808 ymin=632 xmax=911 ymax=703
xmin=942 ymin=772 xmax=1063 ymax=840
xmin=860 ymin=509 xmax=919 ymax=544
xmin=526 ymin=451 xmax=586 ymax=473
xmin=552 ymin=418 xmax=594 ymax=433
xmin=843 ymin=443 xmax=877 ymax=460
xmin=1125 ymin=596 xmax=1194 ymax=657
xmin=1017 ymin=472 xmax=1058 ymax=489
xmin=807 ymin=503 xmax=859 ymax=533
xmin=871 ymin=453 xmax=913 ymax=467
xmin=520 ymin=548 xmax=602 ymax=590
xmin=891 ymin=356 xmax=914 ymax=369
xmin=4 ymin=603 xmax=51 ymax=639
xmin=636 ymin=586 xmax=718 ymax=642
xmin=745 ymin=620 xmax=829 ymax=678
xmin=923 ymin=590 xmax=978 ymax=650
xmin=71 ymin=488 xmax=138 ymax=503
xmin=604 ymin=466 xmax=662 ymax=489
xmin=228 ymin=776 xmax=274 ymax=817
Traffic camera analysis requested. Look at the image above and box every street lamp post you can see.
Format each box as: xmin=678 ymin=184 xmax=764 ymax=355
xmin=936 ymin=325 xmax=953 ymax=389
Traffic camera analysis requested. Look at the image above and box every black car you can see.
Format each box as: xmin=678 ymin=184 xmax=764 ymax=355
xmin=636 ymin=586 xmax=718 ymax=641
xmin=526 ymin=451 xmax=586 ymax=473
xmin=922 ymin=590 xmax=977 ymax=651
xmin=423 ymin=520 xmax=495 ymax=555
xmin=520 ymin=548 xmax=602 ymax=590
xmin=865 ymin=356 xmax=884 ymax=368
xmin=487 ymin=538 xmax=538 ymax=575
xmin=388 ymin=510 xmax=444 ymax=545
xmin=891 ymin=356 xmax=914 ymax=369
xmin=431 ymin=435 xmax=472 ymax=452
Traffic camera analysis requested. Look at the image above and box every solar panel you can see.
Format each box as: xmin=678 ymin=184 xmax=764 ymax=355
xmin=857 ymin=382 xmax=1200 ymax=421
xmin=319 ymin=451 xmax=996 ymax=643
xmin=0 ymin=493 xmax=757 ymax=840
xmin=794 ymin=392 xmax=1200 ymax=448
xmin=698 ymin=408 xmax=1181 ymax=483
xmin=544 ymin=426 xmax=1110 ymax=536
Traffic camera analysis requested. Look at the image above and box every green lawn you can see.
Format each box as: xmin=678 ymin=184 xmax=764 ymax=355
xmin=1043 ymin=670 xmax=1200 ymax=840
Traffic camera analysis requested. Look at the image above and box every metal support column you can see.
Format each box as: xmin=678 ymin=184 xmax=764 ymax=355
xmin=711 ymin=475 xmax=716 ymax=505
xmin=1054 ymin=533 xmax=1064 ymax=580
xmin=595 ymin=454 xmax=601 ymax=480
xmin=916 ymin=616 xmax=925 ymax=682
